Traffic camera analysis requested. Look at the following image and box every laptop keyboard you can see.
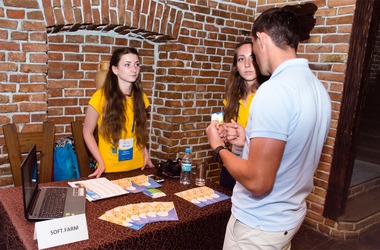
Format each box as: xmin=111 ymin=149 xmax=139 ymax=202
xmin=38 ymin=188 xmax=67 ymax=218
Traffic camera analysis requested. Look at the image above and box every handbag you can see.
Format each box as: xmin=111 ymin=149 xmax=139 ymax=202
xmin=155 ymin=158 xmax=182 ymax=178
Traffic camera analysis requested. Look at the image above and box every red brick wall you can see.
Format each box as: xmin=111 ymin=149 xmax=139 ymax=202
xmin=0 ymin=0 xmax=370 ymax=239
xmin=0 ymin=0 xmax=256 ymax=186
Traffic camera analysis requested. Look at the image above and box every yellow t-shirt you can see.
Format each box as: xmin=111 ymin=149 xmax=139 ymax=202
xmin=89 ymin=89 xmax=149 ymax=173
xmin=223 ymin=92 xmax=255 ymax=128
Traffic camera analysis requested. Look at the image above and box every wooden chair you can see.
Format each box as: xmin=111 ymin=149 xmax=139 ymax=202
xmin=70 ymin=120 xmax=94 ymax=177
xmin=3 ymin=122 xmax=55 ymax=187
xmin=70 ymin=61 xmax=107 ymax=176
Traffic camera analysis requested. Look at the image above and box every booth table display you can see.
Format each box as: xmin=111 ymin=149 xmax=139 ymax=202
xmin=0 ymin=168 xmax=232 ymax=249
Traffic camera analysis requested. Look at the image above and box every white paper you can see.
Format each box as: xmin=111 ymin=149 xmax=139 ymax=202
xmin=68 ymin=177 xmax=129 ymax=201
xmin=35 ymin=213 xmax=89 ymax=249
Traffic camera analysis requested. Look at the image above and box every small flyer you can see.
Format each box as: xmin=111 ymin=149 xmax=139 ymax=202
xmin=142 ymin=188 xmax=166 ymax=198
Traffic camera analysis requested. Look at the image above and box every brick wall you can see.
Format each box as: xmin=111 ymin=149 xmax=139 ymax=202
xmin=0 ymin=0 xmax=369 ymax=239
xmin=0 ymin=0 xmax=256 ymax=185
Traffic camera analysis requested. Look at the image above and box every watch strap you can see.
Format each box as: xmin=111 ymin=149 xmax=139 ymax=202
xmin=212 ymin=145 xmax=227 ymax=163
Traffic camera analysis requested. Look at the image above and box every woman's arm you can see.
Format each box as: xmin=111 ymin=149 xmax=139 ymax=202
xmin=83 ymin=106 xmax=106 ymax=178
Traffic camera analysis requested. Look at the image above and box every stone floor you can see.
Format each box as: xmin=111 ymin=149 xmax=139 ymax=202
xmin=1 ymin=222 xmax=380 ymax=249
xmin=292 ymin=223 xmax=380 ymax=250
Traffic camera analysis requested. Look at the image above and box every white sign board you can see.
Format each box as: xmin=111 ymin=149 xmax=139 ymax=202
xmin=35 ymin=213 xmax=89 ymax=249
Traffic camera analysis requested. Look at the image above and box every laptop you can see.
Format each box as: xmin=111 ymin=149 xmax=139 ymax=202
xmin=21 ymin=144 xmax=86 ymax=221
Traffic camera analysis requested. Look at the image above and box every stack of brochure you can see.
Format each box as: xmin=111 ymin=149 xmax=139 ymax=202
xmin=68 ymin=174 xmax=162 ymax=201
xmin=99 ymin=201 xmax=178 ymax=230
xmin=175 ymin=186 xmax=230 ymax=207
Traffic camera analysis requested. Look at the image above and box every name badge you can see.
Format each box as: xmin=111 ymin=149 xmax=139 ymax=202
xmin=231 ymin=145 xmax=243 ymax=156
xmin=118 ymin=138 xmax=133 ymax=161
xmin=34 ymin=213 xmax=88 ymax=249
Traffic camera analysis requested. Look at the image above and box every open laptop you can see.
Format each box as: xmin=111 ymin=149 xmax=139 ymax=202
xmin=21 ymin=144 xmax=86 ymax=221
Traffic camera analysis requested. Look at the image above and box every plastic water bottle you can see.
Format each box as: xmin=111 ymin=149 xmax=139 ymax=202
xmin=180 ymin=148 xmax=192 ymax=185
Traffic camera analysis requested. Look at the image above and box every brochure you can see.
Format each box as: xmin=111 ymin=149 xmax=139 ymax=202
xmin=112 ymin=175 xmax=161 ymax=193
xmin=127 ymin=174 xmax=162 ymax=188
xmin=112 ymin=177 xmax=145 ymax=193
xmin=68 ymin=177 xmax=129 ymax=201
xmin=99 ymin=202 xmax=178 ymax=230
xmin=175 ymin=186 xmax=230 ymax=207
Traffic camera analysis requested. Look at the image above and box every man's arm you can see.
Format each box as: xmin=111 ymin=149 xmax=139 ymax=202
xmin=220 ymin=137 xmax=285 ymax=197
xmin=206 ymin=121 xmax=285 ymax=197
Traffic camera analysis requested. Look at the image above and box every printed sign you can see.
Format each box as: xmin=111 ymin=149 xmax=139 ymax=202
xmin=35 ymin=213 xmax=88 ymax=249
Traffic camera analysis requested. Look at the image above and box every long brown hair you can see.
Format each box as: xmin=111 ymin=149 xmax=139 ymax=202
xmin=224 ymin=41 xmax=267 ymax=123
xmin=100 ymin=47 xmax=148 ymax=149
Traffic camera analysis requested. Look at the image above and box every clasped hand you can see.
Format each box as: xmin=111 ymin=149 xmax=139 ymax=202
xmin=206 ymin=119 xmax=245 ymax=150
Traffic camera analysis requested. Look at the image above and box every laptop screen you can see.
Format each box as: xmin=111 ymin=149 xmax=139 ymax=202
xmin=21 ymin=144 xmax=38 ymax=219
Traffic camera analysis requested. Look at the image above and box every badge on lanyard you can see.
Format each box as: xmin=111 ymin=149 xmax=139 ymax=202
xmin=231 ymin=145 xmax=243 ymax=157
xmin=118 ymin=138 xmax=134 ymax=161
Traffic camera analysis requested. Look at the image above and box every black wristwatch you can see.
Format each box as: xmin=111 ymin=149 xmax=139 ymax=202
xmin=212 ymin=145 xmax=228 ymax=164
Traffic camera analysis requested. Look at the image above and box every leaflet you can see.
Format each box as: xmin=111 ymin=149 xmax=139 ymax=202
xmin=175 ymin=186 xmax=230 ymax=207
xmin=68 ymin=175 xmax=163 ymax=201
xmin=112 ymin=175 xmax=161 ymax=193
xmin=99 ymin=202 xmax=178 ymax=230
xmin=68 ymin=177 xmax=129 ymax=201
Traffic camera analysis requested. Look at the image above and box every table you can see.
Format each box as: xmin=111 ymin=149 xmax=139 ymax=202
xmin=0 ymin=168 xmax=232 ymax=249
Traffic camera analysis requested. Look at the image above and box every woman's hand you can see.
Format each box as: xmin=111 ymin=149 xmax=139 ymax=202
xmin=141 ymin=147 xmax=154 ymax=170
xmin=88 ymin=163 xmax=105 ymax=178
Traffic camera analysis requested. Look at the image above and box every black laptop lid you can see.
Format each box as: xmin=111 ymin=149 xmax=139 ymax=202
xmin=21 ymin=144 xmax=38 ymax=219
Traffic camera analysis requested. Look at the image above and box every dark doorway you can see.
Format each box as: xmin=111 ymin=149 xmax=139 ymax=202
xmin=350 ymin=19 xmax=380 ymax=187
xmin=323 ymin=0 xmax=380 ymax=220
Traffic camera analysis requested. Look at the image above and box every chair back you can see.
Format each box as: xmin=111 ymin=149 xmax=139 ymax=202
xmin=95 ymin=61 xmax=109 ymax=90
xmin=3 ymin=122 xmax=55 ymax=187
xmin=69 ymin=61 xmax=108 ymax=177
xmin=70 ymin=121 xmax=95 ymax=177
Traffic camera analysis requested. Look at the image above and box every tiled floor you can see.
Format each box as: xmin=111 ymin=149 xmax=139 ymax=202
xmin=292 ymin=223 xmax=380 ymax=250
xmin=351 ymin=159 xmax=380 ymax=186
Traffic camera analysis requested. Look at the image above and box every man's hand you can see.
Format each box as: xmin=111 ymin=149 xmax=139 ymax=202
xmin=206 ymin=120 xmax=226 ymax=150
xmin=225 ymin=120 xmax=246 ymax=147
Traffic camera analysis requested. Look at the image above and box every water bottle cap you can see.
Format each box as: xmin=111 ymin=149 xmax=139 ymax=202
xmin=185 ymin=148 xmax=191 ymax=153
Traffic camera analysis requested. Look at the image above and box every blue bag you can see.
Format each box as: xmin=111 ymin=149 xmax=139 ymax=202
xmin=53 ymin=137 xmax=80 ymax=181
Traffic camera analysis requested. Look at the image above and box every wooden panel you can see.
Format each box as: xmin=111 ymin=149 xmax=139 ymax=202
xmin=18 ymin=132 xmax=44 ymax=152
xmin=40 ymin=122 xmax=55 ymax=183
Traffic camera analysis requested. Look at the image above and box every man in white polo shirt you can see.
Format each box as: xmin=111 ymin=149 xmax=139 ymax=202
xmin=206 ymin=7 xmax=331 ymax=249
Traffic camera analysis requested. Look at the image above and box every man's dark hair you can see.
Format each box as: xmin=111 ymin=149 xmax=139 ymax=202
xmin=252 ymin=7 xmax=301 ymax=50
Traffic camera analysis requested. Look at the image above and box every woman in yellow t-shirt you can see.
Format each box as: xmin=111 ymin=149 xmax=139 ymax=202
xmin=83 ymin=47 xmax=154 ymax=178
xmin=220 ymin=41 xmax=268 ymax=190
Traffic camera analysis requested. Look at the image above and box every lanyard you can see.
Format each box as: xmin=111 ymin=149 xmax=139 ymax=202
xmin=235 ymin=104 xmax=240 ymax=123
